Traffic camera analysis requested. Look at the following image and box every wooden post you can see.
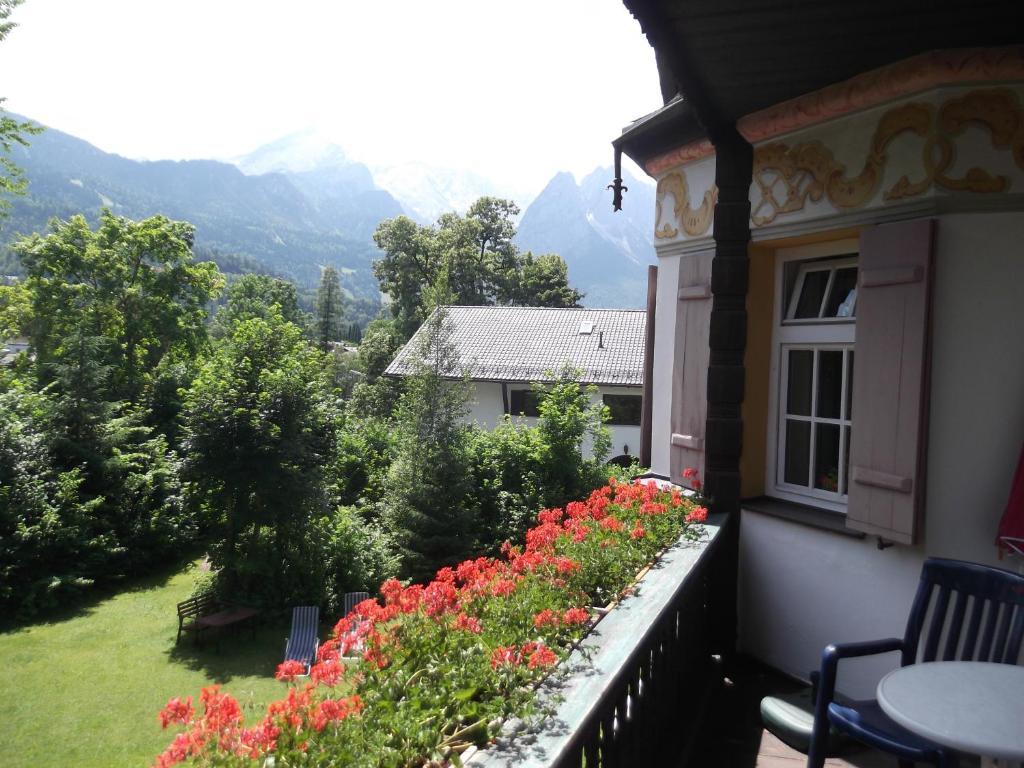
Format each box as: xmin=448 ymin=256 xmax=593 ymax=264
xmin=640 ymin=265 xmax=658 ymax=468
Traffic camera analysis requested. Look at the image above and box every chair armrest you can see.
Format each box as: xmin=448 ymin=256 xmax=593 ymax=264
xmin=810 ymin=637 xmax=905 ymax=755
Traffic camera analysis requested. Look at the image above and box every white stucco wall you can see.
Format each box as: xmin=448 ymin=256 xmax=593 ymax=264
xmin=737 ymin=212 xmax=1024 ymax=697
xmin=464 ymin=381 xmax=643 ymax=461
xmin=649 ymin=249 xmax=685 ymax=477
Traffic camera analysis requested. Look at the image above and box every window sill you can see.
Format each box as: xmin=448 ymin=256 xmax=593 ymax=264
xmin=741 ymin=496 xmax=866 ymax=539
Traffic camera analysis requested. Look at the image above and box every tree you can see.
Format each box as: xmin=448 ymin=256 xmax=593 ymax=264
xmin=510 ymin=252 xmax=584 ymax=307
xmin=181 ymin=310 xmax=338 ymax=604
xmin=315 ymin=266 xmax=344 ymax=348
xmin=382 ymin=272 xmax=476 ymax=581
xmin=213 ymin=273 xmax=306 ymax=337
xmin=1 ymin=0 xmax=42 ymax=222
xmin=14 ymin=211 xmax=223 ymax=403
xmin=372 ymin=197 xmax=581 ymax=338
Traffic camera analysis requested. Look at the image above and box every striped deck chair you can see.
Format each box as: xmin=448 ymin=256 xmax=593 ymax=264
xmin=283 ymin=605 xmax=319 ymax=673
xmin=339 ymin=592 xmax=370 ymax=658
xmin=343 ymin=591 xmax=370 ymax=617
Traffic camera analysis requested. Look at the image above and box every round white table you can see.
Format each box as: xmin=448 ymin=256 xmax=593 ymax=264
xmin=877 ymin=661 xmax=1024 ymax=763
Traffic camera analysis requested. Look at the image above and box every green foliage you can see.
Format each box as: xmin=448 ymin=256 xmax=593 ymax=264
xmin=14 ymin=211 xmax=223 ymax=404
xmin=534 ymin=370 xmax=612 ymax=507
xmin=467 ymin=419 xmax=548 ymax=552
xmin=181 ymin=310 xmax=338 ymax=606
xmin=314 ymin=505 xmax=397 ymax=615
xmin=382 ymin=296 xmax=476 ymax=582
xmin=332 ymin=414 xmax=396 ymax=509
xmin=212 ymin=272 xmax=307 ymax=338
xmin=372 ymin=197 xmax=580 ymax=339
xmin=315 ymin=265 xmax=344 ymax=348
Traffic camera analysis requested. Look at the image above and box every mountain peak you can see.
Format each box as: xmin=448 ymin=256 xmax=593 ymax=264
xmin=234 ymin=129 xmax=349 ymax=175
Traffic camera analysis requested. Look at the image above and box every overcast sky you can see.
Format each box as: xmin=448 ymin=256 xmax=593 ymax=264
xmin=1 ymin=0 xmax=662 ymax=194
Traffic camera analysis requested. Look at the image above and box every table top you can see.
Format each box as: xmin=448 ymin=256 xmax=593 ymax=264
xmin=877 ymin=661 xmax=1024 ymax=760
xmin=197 ymin=605 xmax=259 ymax=628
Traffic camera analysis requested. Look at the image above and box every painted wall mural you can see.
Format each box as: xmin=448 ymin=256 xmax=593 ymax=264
xmin=654 ymin=171 xmax=718 ymax=239
xmin=751 ymin=88 xmax=1024 ymax=226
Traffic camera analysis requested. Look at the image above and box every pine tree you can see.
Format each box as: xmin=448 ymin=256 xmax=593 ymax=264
xmin=315 ymin=266 xmax=344 ymax=349
xmin=382 ymin=268 xmax=476 ymax=581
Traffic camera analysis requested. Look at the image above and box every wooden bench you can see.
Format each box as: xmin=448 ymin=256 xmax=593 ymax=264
xmin=176 ymin=593 xmax=221 ymax=644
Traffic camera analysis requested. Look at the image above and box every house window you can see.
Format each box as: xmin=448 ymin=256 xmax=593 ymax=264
xmin=604 ymin=394 xmax=642 ymax=426
xmin=771 ymin=251 xmax=857 ymax=509
xmin=509 ymin=389 xmax=540 ymax=417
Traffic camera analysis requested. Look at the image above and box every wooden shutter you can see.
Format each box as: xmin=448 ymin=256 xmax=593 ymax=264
xmin=847 ymin=219 xmax=935 ymax=543
xmin=670 ymin=249 xmax=713 ymax=488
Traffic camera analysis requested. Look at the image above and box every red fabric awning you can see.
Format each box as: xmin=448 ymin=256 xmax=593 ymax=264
xmin=997 ymin=443 xmax=1024 ymax=558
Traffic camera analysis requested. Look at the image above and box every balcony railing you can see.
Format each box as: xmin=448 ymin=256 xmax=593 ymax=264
xmin=468 ymin=511 xmax=736 ymax=768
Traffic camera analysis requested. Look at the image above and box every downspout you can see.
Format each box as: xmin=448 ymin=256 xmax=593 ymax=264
xmin=500 ymin=381 xmax=509 ymax=415
xmin=640 ymin=265 xmax=657 ymax=468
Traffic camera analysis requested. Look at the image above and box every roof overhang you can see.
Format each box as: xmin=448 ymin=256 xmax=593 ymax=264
xmin=618 ymin=0 xmax=1024 ymax=168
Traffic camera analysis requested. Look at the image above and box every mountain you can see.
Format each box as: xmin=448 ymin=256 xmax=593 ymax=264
xmin=2 ymin=117 xmax=403 ymax=304
xmin=515 ymin=167 xmax=656 ymax=308
xmin=369 ymin=162 xmax=533 ymax=224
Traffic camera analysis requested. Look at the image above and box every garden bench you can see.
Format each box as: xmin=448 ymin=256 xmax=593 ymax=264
xmin=176 ymin=593 xmax=221 ymax=644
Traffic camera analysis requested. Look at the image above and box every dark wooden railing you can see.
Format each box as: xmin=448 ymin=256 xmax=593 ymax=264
xmin=468 ymin=512 xmax=736 ymax=768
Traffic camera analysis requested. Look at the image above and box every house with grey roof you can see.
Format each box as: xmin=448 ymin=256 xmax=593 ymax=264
xmin=384 ymin=306 xmax=647 ymax=462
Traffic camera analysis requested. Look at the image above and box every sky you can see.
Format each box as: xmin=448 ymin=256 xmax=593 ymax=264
xmin=0 ymin=0 xmax=663 ymax=196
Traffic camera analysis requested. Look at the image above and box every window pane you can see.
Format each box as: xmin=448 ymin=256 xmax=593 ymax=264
xmin=509 ymin=390 xmax=540 ymax=417
xmin=842 ymin=426 xmax=851 ymax=495
xmin=604 ymin=394 xmax=642 ymax=426
xmin=816 ymin=350 xmax=843 ymax=419
xmin=825 ymin=267 xmax=858 ymax=317
xmin=846 ymin=351 xmax=854 ymax=420
xmin=784 ymin=419 xmax=811 ymax=486
xmin=787 ymin=350 xmax=813 ymax=416
xmin=814 ymin=423 xmax=841 ymax=492
xmin=794 ymin=269 xmax=830 ymax=318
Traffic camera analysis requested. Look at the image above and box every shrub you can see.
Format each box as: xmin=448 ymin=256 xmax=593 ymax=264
xmin=156 ymin=476 xmax=708 ymax=767
xmin=316 ymin=506 xmax=398 ymax=616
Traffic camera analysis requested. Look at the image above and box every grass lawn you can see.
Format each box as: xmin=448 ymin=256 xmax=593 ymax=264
xmin=0 ymin=560 xmax=294 ymax=767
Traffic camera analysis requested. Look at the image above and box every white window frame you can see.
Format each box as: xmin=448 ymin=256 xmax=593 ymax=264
xmin=766 ymin=239 xmax=858 ymax=512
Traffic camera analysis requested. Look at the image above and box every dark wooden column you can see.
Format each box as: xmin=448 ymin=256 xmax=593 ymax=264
xmin=705 ymin=131 xmax=752 ymax=516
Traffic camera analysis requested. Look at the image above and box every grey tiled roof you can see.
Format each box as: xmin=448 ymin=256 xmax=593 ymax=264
xmin=385 ymin=306 xmax=646 ymax=386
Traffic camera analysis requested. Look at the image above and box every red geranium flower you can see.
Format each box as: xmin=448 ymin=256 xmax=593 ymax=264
xmin=158 ymin=696 xmax=194 ymax=729
xmin=275 ymin=659 xmax=307 ymax=682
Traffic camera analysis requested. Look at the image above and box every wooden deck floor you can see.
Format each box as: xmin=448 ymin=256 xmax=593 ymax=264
xmin=685 ymin=656 xmax=896 ymax=768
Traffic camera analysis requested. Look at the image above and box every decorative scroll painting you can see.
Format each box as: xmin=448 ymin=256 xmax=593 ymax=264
xmin=654 ymin=170 xmax=718 ymax=240
xmin=751 ymin=88 xmax=1024 ymax=226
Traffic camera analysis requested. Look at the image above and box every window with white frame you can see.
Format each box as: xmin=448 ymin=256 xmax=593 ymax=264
xmin=770 ymin=249 xmax=858 ymax=509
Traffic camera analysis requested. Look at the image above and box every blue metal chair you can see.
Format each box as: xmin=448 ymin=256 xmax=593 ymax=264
xmin=808 ymin=557 xmax=1024 ymax=768
xmin=283 ymin=605 xmax=320 ymax=673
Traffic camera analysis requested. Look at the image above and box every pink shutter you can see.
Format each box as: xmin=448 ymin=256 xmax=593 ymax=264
xmin=847 ymin=219 xmax=935 ymax=543
xmin=670 ymin=249 xmax=713 ymax=489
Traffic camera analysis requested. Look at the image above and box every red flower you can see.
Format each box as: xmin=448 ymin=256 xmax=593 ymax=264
xmin=158 ymin=696 xmax=194 ymax=729
xmin=237 ymin=722 xmax=280 ymax=758
xmin=490 ymin=645 xmax=520 ymax=669
xmin=199 ymin=685 xmax=242 ymax=732
xmin=553 ymin=556 xmax=580 ymax=574
xmin=310 ymin=659 xmax=344 ymax=687
xmin=691 ymin=478 xmax=703 ymax=491
xmin=454 ymin=613 xmax=483 ymax=633
xmin=686 ymin=506 xmax=709 ymax=523
xmin=631 ymin=521 xmax=646 ymax=540
xmin=533 ymin=609 xmax=560 ymax=629
xmin=275 ymin=659 xmax=306 ymax=682
xmin=312 ymin=695 xmax=363 ymax=731
xmin=423 ymin=579 xmax=459 ymax=617
xmin=600 ymin=516 xmax=624 ymax=532
xmin=563 ymin=607 xmax=590 ymax=625
xmin=527 ymin=644 xmax=558 ymax=668
xmin=490 ymin=578 xmax=517 ymax=597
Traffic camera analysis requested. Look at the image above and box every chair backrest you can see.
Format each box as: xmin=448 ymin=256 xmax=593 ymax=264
xmin=284 ymin=605 xmax=320 ymax=664
xmin=903 ymin=557 xmax=1024 ymax=666
xmin=343 ymin=591 xmax=370 ymax=618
